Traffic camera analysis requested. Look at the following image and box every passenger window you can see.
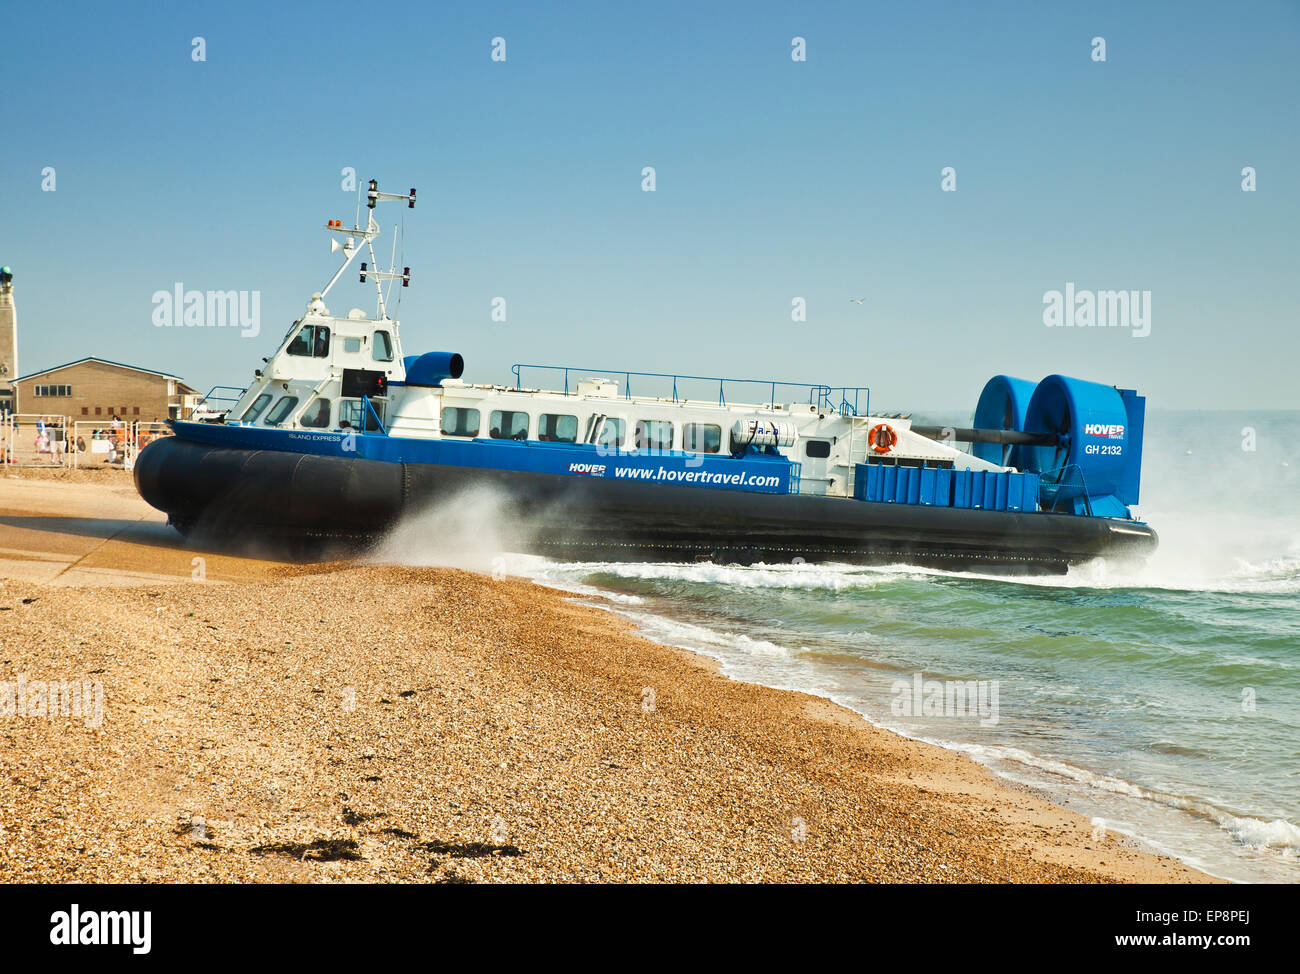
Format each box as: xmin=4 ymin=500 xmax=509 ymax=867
xmin=264 ymin=396 xmax=300 ymax=427
xmin=442 ymin=407 xmax=480 ymax=438
xmin=539 ymin=413 xmax=578 ymax=442
xmin=590 ymin=416 xmax=624 ymax=449
xmin=300 ymin=398 xmax=331 ymax=428
xmin=683 ymin=423 xmax=721 ymax=454
xmin=342 ymin=337 xmax=362 ymax=354
xmin=373 ymin=330 xmax=394 ymax=362
xmin=805 ymin=439 xmax=831 ymax=459
xmin=489 ymin=410 xmax=529 ymax=440
xmin=240 ymin=393 xmax=273 ymax=423
xmin=635 ymin=420 xmax=674 ymax=451
xmin=595 ymin=417 xmax=624 ymax=448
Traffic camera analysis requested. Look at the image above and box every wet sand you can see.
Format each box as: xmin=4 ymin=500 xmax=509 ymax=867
xmin=0 ymin=470 xmax=1214 ymax=882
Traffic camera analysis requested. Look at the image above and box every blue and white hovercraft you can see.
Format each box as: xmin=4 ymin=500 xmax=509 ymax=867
xmin=135 ymin=180 xmax=1156 ymax=574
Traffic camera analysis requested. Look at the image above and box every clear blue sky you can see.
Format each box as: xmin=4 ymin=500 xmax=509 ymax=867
xmin=2 ymin=0 xmax=1297 ymax=410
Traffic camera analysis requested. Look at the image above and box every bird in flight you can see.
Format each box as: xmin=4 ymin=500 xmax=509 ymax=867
xmin=849 ymin=298 xmax=865 ymax=304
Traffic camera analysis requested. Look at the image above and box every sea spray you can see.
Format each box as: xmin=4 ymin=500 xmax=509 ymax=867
xmin=370 ymin=482 xmax=531 ymax=574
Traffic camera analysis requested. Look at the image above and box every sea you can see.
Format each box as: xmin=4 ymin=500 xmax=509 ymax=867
xmin=381 ymin=409 xmax=1300 ymax=883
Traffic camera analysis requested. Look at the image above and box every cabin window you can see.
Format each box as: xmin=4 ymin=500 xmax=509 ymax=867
xmin=300 ymin=398 xmax=332 ymax=428
xmin=489 ymin=410 xmax=529 ymax=440
xmin=342 ymin=337 xmax=362 ymax=354
xmin=287 ymin=325 xmax=330 ymax=358
xmin=683 ymin=423 xmax=722 ymax=454
xmin=339 ymin=398 xmax=384 ymax=432
xmin=241 ymin=393 xmax=273 ymax=423
xmin=373 ymin=330 xmax=394 ymax=362
xmin=635 ymin=420 xmax=674 ymax=451
xmin=264 ymin=396 xmax=300 ymax=427
xmin=538 ymin=413 xmax=578 ymax=443
xmin=593 ymin=417 xmax=624 ymax=448
xmin=804 ymin=439 xmax=831 ymax=459
xmin=442 ymin=407 xmax=480 ymax=438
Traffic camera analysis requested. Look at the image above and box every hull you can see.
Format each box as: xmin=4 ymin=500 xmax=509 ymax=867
xmin=134 ymin=436 xmax=1158 ymax=574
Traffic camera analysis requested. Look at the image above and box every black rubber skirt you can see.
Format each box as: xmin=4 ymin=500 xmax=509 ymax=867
xmin=134 ymin=438 xmax=1158 ymax=573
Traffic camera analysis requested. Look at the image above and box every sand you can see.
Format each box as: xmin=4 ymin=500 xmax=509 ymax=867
xmin=0 ymin=469 xmax=1215 ymax=882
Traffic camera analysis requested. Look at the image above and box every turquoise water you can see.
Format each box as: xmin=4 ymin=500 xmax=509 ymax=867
xmin=518 ymin=411 xmax=1300 ymax=882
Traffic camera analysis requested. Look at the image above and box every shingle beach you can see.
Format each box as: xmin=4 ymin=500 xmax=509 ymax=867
xmin=0 ymin=472 xmax=1213 ymax=883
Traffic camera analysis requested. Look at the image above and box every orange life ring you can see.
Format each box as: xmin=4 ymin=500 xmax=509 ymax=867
xmin=869 ymin=423 xmax=897 ymax=454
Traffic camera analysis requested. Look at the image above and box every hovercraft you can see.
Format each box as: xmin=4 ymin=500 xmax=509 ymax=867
xmin=135 ymin=180 xmax=1157 ymax=574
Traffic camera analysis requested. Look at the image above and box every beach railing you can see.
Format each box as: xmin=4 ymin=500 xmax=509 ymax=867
xmin=1 ymin=413 xmax=73 ymax=467
xmin=71 ymin=421 xmax=131 ymax=469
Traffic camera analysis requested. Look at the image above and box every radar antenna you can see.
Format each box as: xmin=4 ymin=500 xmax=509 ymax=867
xmin=319 ymin=178 xmax=416 ymax=320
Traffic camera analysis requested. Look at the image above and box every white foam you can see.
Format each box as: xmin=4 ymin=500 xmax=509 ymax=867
xmin=1219 ymin=814 xmax=1300 ymax=852
xmin=613 ymin=608 xmax=795 ymax=659
xmin=883 ymin=542 xmax=1300 ymax=596
xmin=531 ymin=558 xmax=928 ymax=592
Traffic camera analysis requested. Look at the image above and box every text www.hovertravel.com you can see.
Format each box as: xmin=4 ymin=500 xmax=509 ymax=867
xmin=610 ymin=465 xmax=783 ymax=488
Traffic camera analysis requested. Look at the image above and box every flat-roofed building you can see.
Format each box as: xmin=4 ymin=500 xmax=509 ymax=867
xmin=14 ymin=356 xmax=198 ymax=422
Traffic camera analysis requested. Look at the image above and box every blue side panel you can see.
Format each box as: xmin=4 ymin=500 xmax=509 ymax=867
xmin=951 ymin=469 xmax=969 ymax=508
xmin=1118 ymin=388 xmax=1145 ymax=506
xmin=1010 ymin=472 xmax=1040 ymax=512
xmin=887 ymin=467 xmax=922 ymax=504
xmin=854 ymin=464 xmax=874 ymax=501
xmin=854 ymin=465 xmax=955 ymax=506
xmin=169 ymin=422 xmax=796 ymax=495
xmin=920 ymin=467 xmax=952 ymax=506
xmin=934 ymin=469 xmax=1044 ymax=512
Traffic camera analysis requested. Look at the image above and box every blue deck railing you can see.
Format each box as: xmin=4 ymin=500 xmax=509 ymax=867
xmin=511 ymin=364 xmax=869 ymax=417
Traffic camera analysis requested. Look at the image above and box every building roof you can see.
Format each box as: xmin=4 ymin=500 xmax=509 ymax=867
xmin=16 ymin=356 xmax=190 ymax=384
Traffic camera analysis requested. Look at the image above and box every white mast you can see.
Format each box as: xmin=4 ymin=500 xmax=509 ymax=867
xmin=320 ymin=179 xmax=416 ymax=320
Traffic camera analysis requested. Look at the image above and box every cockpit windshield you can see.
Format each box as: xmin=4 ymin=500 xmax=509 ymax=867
xmin=287 ymin=325 xmax=330 ymax=357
